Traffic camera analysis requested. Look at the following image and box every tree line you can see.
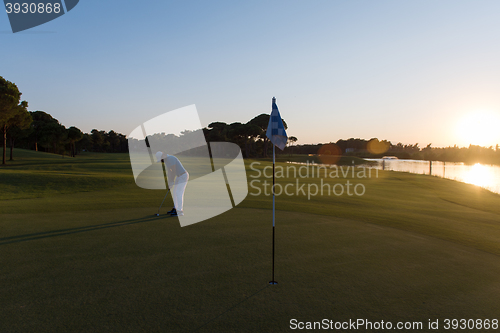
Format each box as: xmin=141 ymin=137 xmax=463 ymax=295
xmin=203 ymin=114 xmax=297 ymax=158
xmin=5 ymin=109 xmax=129 ymax=161
xmin=6 ymin=76 xmax=497 ymax=166
xmin=0 ymin=76 xmax=128 ymax=164
xmin=1 ymin=76 xmax=296 ymax=164
xmin=287 ymin=138 xmax=500 ymax=165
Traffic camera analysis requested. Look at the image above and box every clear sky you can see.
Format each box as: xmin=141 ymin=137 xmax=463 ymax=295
xmin=2 ymin=0 xmax=500 ymax=148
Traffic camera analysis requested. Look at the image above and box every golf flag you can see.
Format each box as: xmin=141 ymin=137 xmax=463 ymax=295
xmin=266 ymin=98 xmax=288 ymax=150
xmin=267 ymin=97 xmax=286 ymax=285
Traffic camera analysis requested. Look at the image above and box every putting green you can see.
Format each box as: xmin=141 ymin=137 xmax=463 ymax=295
xmin=1 ymin=149 xmax=500 ymax=332
xmin=1 ymin=207 xmax=500 ymax=332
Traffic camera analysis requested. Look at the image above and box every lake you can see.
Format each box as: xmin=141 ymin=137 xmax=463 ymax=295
xmin=367 ymin=159 xmax=500 ymax=195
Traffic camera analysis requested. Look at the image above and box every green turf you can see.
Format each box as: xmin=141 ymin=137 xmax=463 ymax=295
xmin=1 ymin=149 xmax=500 ymax=332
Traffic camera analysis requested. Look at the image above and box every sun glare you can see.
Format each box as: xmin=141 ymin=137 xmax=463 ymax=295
xmin=463 ymin=163 xmax=492 ymax=188
xmin=456 ymin=110 xmax=500 ymax=147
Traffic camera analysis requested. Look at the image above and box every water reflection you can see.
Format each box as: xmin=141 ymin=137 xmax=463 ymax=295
xmin=369 ymin=159 xmax=500 ymax=195
xmin=463 ymin=163 xmax=493 ymax=188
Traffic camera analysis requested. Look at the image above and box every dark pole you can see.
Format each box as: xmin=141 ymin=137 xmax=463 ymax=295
xmin=270 ymin=144 xmax=277 ymax=285
xmin=270 ymin=97 xmax=277 ymax=285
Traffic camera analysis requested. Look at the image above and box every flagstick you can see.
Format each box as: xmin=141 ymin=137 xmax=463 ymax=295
xmin=270 ymin=143 xmax=278 ymax=285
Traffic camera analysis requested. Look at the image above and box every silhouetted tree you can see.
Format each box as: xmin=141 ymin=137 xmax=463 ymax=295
xmin=106 ymin=130 xmax=120 ymax=152
xmin=67 ymin=126 xmax=83 ymax=157
xmin=0 ymin=76 xmax=22 ymax=164
xmin=91 ymin=129 xmax=105 ymax=152
xmin=30 ymin=111 xmax=58 ymax=152
xmin=241 ymin=123 xmax=262 ymax=158
xmin=248 ymin=114 xmax=270 ymax=157
xmin=76 ymin=133 xmax=92 ymax=152
xmin=288 ymin=136 xmax=298 ymax=155
xmin=6 ymin=101 xmax=32 ymax=160
xmin=41 ymin=120 xmax=66 ymax=154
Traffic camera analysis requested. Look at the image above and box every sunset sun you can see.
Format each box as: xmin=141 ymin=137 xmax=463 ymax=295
xmin=456 ymin=110 xmax=500 ymax=147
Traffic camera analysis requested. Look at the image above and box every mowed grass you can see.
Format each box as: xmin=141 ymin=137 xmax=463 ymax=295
xmin=0 ymin=149 xmax=133 ymax=200
xmin=1 ymin=149 xmax=500 ymax=332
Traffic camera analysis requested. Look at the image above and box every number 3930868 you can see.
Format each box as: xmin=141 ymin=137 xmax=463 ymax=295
xmin=443 ymin=319 xmax=498 ymax=330
xmin=5 ymin=2 xmax=61 ymax=14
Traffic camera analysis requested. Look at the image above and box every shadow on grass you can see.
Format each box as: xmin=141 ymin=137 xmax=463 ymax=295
xmin=0 ymin=215 xmax=172 ymax=246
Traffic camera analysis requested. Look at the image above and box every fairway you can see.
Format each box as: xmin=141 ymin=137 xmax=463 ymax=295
xmin=1 ymin=149 xmax=500 ymax=332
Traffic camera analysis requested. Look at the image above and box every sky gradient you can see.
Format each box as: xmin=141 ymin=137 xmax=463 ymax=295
xmin=2 ymin=0 xmax=500 ymax=147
